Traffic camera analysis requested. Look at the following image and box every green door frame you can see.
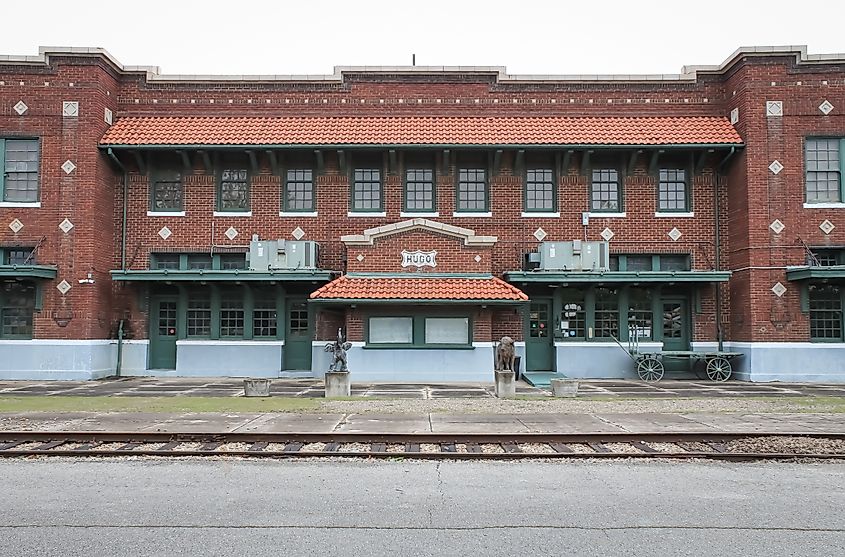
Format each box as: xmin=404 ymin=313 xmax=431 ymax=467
xmin=149 ymin=295 xmax=178 ymax=370
xmin=284 ymin=297 xmax=313 ymax=371
xmin=525 ymin=298 xmax=555 ymax=372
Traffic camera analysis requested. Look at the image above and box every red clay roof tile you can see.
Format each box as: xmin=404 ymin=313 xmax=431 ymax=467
xmin=309 ymin=276 xmax=528 ymax=301
xmin=100 ymin=116 xmax=742 ymax=146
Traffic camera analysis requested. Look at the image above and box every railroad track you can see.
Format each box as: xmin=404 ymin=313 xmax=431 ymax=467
xmin=1 ymin=432 xmax=844 ymax=460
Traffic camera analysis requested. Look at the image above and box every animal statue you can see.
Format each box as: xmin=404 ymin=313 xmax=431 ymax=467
xmin=324 ymin=327 xmax=353 ymax=372
xmin=495 ymin=336 xmax=516 ymax=373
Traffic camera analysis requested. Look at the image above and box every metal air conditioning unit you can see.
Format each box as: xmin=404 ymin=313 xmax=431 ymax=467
xmin=248 ymin=237 xmax=319 ymax=271
xmin=530 ymin=241 xmax=610 ymax=271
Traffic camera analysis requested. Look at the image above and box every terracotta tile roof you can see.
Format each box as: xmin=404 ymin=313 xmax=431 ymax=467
xmin=100 ymin=116 xmax=742 ymax=146
xmin=309 ymin=276 xmax=529 ymax=301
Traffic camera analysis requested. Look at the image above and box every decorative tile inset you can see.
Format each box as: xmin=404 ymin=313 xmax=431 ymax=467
xmin=820 ymin=220 xmax=836 ymax=235
xmin=768 ymin=160 xmax=784 ymax=175
xmin=292 ymin=226 xmax=305 ymax=240
xmin=104 ymin=107 xmax=113 ymax=125
xmin=224 ymin=226 xmax=238 ymax=240
xmin=8 ymin=219 xmax=23 ymax=233
xmin=600 ymin=227 xmax=614 ymax=241
xmin=769 ymin=219 xmax=785 ymax=234
xmin=62 ymin=101 xmax=78 ymax=117
xmin=668 ymin=227 xmax=683 ymax=242
xmin=819 ymin=100 xmax=834 ymax=115
xmin=56 ymin=280 xmax=72 ymax=295
xmin=61 ymin=160 xmax=76 ymax=174
xmin=13 ymin=100 xmax=28 ymax=115
xmin=533 ymin=227 xmax=547 ymax=241
xmin=766 ymin=100 xmax=783 ymax=117
xmin=730 ymin=107 xmax=739 ymax=124
xmin=158 ymin=226 xmax=172 ymax=240
xmin=356 ymin=254 xmax=364 ymax=262
xmin=771 ymin=282 xmax=787 ymax=298
xmin=58 ymin=218 xmax=74 ymax=233
xmin=474 ymin=255 xmax=482 ymax=263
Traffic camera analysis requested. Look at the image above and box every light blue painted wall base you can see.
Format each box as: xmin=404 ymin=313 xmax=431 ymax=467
xmin=725 ymin=342 xmax=845 ymax=383
xmin=0 ymin=340 xmax=118 ymax=380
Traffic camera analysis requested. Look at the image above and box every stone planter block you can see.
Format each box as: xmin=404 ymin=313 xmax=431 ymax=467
xmin=494 ymin=370 xmax=516 ymax=399
xmin=551 ymin=378 xmax=579 ymax=398
xmin=325 ymin=371 xmax=351 ymax=398
xmin=243 ymin=378 xmax=271 ymax=397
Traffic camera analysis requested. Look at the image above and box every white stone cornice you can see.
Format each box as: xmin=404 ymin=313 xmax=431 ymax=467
xmin=341 ymin=218 xmax=497 ymax=247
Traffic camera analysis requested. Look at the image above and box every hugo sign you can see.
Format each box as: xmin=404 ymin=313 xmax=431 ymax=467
xmin=401 ymin=250 xmax=437 ymax=268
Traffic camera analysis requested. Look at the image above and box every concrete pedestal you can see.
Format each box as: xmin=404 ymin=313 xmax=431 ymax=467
xmin=494 ymin=370 xmax=516 ymax=399
xmin=243 ymin=378 xmax=271 ymax=397
xmin=551 ymin=378 xmax=579 ymax=398
xmin=325 ymin=371 xmax=351 ymax=398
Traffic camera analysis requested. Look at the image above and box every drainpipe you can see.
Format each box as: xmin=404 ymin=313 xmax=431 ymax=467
xmin=714 ymin=147 xmax=736 ymax=352
xmin=107 ymin=148 xmax=128 ymax=270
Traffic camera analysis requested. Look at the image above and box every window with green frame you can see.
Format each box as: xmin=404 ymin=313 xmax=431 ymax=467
xmin=149 ymin=253 xmax=247 ymax=270
xmin=149 ymin=154 xmax=183 ymax=212
xmin=810 ymin=248 xmax=845 ymax=267
xmin=0 ymin=280 xmax=35 ymax=338
xmin=809 ymin=283 xmax=843 ymax=342
xmin=283 ymin=168 xmax=315 ymax=212
xmin=560 ymin=287 xmax=587 ymax=339
xmin=557 ymin=285 xmax=666 ymax=343
xmin=177 ymin=286 xmax=281 ymax=340
xmin=590 ymin=157 xmax=622 ymax=212
xmin=657 ymin=168 xmax=689 ymax=212
xmin=350 ymin=154 xmax=383 ymax=212
xmin=805 ymin=138 xmax=844 ymax=203
xmin=404 ymin=166 xmax=436 ymax=212
xmin=366 ymin=315 xmax=471 ymax=347
xmin=0 ymin=138 xmax=40 ymax=203
xmin=627 ymin=288 xmax=654 ymax=340
xmin=1 ymin=247 xmax=36 ymax=265
xmin=609 ymin=254 xmax=691 ymax=272
xmin=217 ymin=165 xmax=250 ymax=212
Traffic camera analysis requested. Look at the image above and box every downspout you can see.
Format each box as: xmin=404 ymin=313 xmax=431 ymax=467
xmin=107 ymin=148 xmax=128 ymax=376
xmin=714 ymin=147 xmax=737 ymax=352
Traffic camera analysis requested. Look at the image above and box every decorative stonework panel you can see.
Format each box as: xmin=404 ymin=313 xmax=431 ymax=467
xmin=158 ymin=226 xmax=172 ymax=240
xmin=58 ymin=219 xmax=74 ymax=233
xmin=225 ymin=226 xmax=238 ymax=240
xmin=292 ymin=227 xmax=305 ymax=240
xmin=600 ymin=227 xmax=614 ymax=241
xmin=771 ymin=282 xmax=787 ymax=297
xmin=769 ymin=219 xmax=785 ymax=234
xmin=819 ymin=100 xmax=834 ymax=115
xmin=533 ymin=227 xmax=547 ymax=241
xmin=13 ymin=100 xmax=28 ymax=115
xmin=768 ymin=160 xmax=783 ymax=175
xmin=730 ymin=107 xmax=739 ymax=124
xmin=104 ymin=107 xmax=113 ymax=124
xmin=819 ymin=220 xmax=835 ymax=235
xmin=8 ymin=219 xmax=24 ymax=233
xmin=56 ymin=280 xmax=72 ymax=295
xmin=668 ymin=227 xmax=682 ymax=242
xmin=62 ymin=101 xmax=79 ymax=117
xmin=766 ymin=101 xmax=783 ymax=117
xmin=61 ymin=160 xmax=76 ymax=174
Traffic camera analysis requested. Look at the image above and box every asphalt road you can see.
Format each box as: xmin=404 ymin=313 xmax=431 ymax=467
xmin=1 ymin=458 xmax=843 ymax=556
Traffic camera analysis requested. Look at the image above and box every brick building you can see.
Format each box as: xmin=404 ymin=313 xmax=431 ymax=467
xmin=0 ymin=46 xmax=843 ymax=382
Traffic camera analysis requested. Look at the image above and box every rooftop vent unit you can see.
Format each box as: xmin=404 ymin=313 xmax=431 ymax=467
xmin=248 ymin=237 xmax=319 ymax=271
xmin=526 ymin=241 xmax=610 ymax=271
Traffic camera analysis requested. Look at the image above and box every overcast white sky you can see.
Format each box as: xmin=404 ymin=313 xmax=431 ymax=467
xmin=2 ymin=0 xmax=844 ymax=76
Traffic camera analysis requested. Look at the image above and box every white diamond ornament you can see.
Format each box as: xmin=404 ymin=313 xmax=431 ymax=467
xmin=158 ymin=226 xmax=172 ymax=240
xmin=356 ymin=254 xmax=364 ymax=262
xmin=58 ymin=218 xmax=74 ymax=233
xmin=771 ymin=282 xmax=787 ymax=297
xmin=820 ymin=220 xmax=836 ymax=235
xmin=730 ymin=107 xmax=739 ymax=124
xmin=61 ymin=160 xmax=76 ymax=174
xmin=225 ymin=226 xmax=238 ymax=240
xmin=668 ymin=227 xmax=683 ymax=241
xmin=56 ymin=280 xmax=72 ymax=295
xmin=768 ymin=160 xmax=784 ymax=175
xmin=819 ymin=100 xmax=834 ymax=115
xmin=104 ymin=107 xmax=113 ymax=124
xmin=600 ymin=227 xmax=614 ymax=241
xmin=292 ymin=227 xmax=305 ymax=240
xmin=474 ymin=255 xmax=482 ymax=263
xmin=62 ymin=101 xmax=78 ymax=117
xmin=13 ymin=100 xmax=28 ymax=115
xmin=766 ymin=101 xmax=783 ymax=117
xmin=769 ymin=219 xmax=785 ymax=234
xmin=533 ymin=227 xmax=547 ymax=241
xmin=8 ymin=219 xmax=23 ymax=233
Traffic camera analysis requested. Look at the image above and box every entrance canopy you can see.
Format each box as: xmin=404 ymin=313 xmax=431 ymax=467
xmin=310 ymin=274 xmax=528 ymax=304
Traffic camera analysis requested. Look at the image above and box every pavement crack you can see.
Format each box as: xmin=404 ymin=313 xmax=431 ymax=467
xmin=332 ymin=414 xmax=351 ymax=432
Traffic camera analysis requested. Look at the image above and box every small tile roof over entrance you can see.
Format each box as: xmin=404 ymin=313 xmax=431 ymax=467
xmin=310 ymin=276 xmax=529 ymax=301
xmin=100 ymin=116 xmax=743 ymax=147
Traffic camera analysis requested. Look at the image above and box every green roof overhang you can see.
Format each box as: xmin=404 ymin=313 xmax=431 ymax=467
xmin=110 ymin=269 xmax=334 ymax=282
xmin=504 ymin=270 xmax=732 ymax=284
xmin=0 ymin=265 xmax=58 ymax=280
xmin=785 ymin=266 xmax=845 ymax=281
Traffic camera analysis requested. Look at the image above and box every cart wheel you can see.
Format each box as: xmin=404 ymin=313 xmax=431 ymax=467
xmin=706 ymin=356 xmax=732 ymax=382
xmin=693 ymin=358 xmax=708 ymax=380
xmin=637 ymin=356 xmax=665 ymax=382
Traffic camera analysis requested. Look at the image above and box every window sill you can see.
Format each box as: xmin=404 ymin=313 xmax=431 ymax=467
xmin=453 ymin=212 xmax=492 ymax=218
xmin=804 ymin=202 xmax=845 ymax=209
xmin=348 ymin=211 xmax=386 ymax=217
xmin=279 ymin=211 xmax=318 ymax=217
xmin=521 ymin=212 xmax=560 ymax=218
xmin=587 ymin=212 xmax=626 ymax=218
xmin=213 ymin=211 xmax=252 ymax=217
xmin=147 ymin=210 xmax=186 ymax=217
xmin=0 ymin=201 xmax=41 ymax=208
xmin=654 ymin=212 xmax=694 ymax=218
xmin=363 ymin=344 xmax=475 ymax=350
xmin=400 ymin=211 xmax=439 ymax=217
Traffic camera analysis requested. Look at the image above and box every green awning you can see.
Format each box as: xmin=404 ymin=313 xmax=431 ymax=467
xmin=786 ymin=266 xmax=845 ymax=281
xmin=0 ymin=265 xmax=58 ymax=280
xmin=504 ymin=270 xmax=731 ymax=284
xmin=110 ymin=269 xmax=334 ymax=282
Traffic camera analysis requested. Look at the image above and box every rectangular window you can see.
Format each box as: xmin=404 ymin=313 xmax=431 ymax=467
xmin=525 ymin=168 xmax=555 ymax=211
xmin=253 ymin=298 xmax=278 ymax=338
xmin=3 ymin=248 xmax=35 ymax=266
xmin=369 ymin=317 xmax=413 ymax=344
xmin=1 ymin=139 xmax=40 ymax=202
xmin=151 ymin=168 xmax=183 ymax=212
xmin=284 ymin=169 xmax=314 ymax=212
xmin=590 ymin=169 xmax=620 ymax=212
xmin=187 ymin=255 xmax=212 ymax=270
xmin=809 ymin=284 xmax=843 ymax=341
xmin=594 ymin=287 xmax=619 ymax=338
xmin=560 ymin=289 xmax=587 ymax=339
xmin=151 ymin=254 xmax=180 ymax=270
xmin=220 ymin=298 xmax=245 ymax=337
xmin=0 ymin=281 xmax=35 ymax=338
xmin=424 ymin=317 xmax=469 ymax=344
xmin=628 ymin=288 xmax=653 ymax=340
xmin=457 ymin=168 xmax=487 ymax=212
xmin=352 ymin=168 xmax=382 ymax=211
xmin=405 ymin=168 xmax=435 ymax=212
xmin=626 ymin=255 xmax=653 ymax=272
xmin=658 ymin=169 xmax=688 ymax=212
xmin=186 ymin=296 xmax=211 ymax=337
xmin=659 ymin=255 xmax=690 ymax=271
xmin=806 ymin=138 xmax=842 ymax=203
xmin=219 ymin=168 xmax=249 ymax=211
xmin=219 ymin=254 xmax=246 ymax=270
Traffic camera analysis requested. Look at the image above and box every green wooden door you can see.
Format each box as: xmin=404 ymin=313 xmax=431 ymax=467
xmin=526 ymin=300 xmax=554 ymax=371
xmin=284 ymin=299 xmax=312 ymax=371
xmin=661 ymin=297 xmax=691 ymax=371
xmin=149 ymin=296 xmax=178 ymax=370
